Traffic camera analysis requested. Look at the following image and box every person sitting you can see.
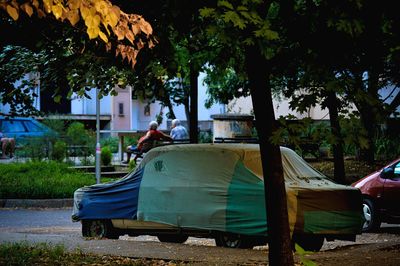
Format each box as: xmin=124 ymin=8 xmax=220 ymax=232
xmin=0 ymin=131 xmax=16 ymax=159
xmin=122 ymin=121 xmax=172 ymax=163
xmin=170 ymin=119 xmax=189 ymax=141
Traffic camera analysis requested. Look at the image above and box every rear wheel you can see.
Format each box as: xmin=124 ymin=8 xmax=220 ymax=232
xmin=157 ymin=234 xmax=188 ymax=243
xmin=82 ymin=220 xmax=119 ymax=239
xmin=362 ymin=198 xmax=381 ymax=232
xmin=292 ymin=234 xmax=324 ymax=252
xmin=215 ymin=233 xmax=255 ymax=249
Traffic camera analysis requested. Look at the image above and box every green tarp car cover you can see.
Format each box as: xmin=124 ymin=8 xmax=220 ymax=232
xmin=135 ymin=144 xmax=363 ymax=236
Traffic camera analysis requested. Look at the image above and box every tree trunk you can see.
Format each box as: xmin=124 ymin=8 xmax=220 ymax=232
xmin=352 ymin=73 xmax=376 ymax=164
xmin=326 ymin=90 xmax=346 ymax=184
xmin=245 ymin=47 xmax=294 ymax=266
xmin=189 ymin=63 xmax=198 ymax=143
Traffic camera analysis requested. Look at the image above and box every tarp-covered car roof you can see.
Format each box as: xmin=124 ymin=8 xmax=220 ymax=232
xmin=72 ymin=144 xmax=363 ymax=236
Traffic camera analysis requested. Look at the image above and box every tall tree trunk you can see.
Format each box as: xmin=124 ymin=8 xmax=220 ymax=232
xmin=326 ymin=90 xmax=346 ymax=184
xmin=189 ymin=62 xmax=198 ymax=143
xmin=245 ymin=47 xmax=294 ymax=266
xmin=352 ymin=74 xmax=376 ymax=164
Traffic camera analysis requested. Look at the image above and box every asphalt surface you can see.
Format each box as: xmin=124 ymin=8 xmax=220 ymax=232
xmin=0 ymin=208 xmax=269 ymax=265
xmin=1 ymin=207 xmax=400 ymax=265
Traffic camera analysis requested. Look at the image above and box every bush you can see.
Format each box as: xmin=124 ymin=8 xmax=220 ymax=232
xmin=0 ymin=161 xmax=95 ymax=199
xmin=128 ymin=159 xmax=137 ymax=171
xmin=101 ymin=146 xmax=112 ymax=166
xmin=22 ymin=137 xmax=50 ymax=161
xmin=52 ymin=141 xmax=67 ymax=162
xmin=100 ymin=137 xmax=118 ymax=153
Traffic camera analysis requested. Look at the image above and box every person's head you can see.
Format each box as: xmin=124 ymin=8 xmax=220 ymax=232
xmin=171 ymin=119 xmax=181 ymax=128
xmin=149 ymin=121 xmax=159 ymax=130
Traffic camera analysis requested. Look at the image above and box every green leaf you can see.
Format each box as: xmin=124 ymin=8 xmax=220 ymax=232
xmin=54 ymin=95 xmax=62 ymax=103
xmin=223 ymin=11 xmax=246 ymax=29
xmin=218 ymin=0 xmax=234 ymax=10
xmin=199 ymin=7 xmax=216 ymax=18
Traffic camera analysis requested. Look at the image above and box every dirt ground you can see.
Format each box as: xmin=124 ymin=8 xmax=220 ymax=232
xmin=307 ymin=227 xmax=400 ymax=266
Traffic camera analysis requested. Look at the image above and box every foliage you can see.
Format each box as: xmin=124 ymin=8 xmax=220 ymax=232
xmin=0 ymin=161 xmax=94 ymax=199
xmin=66 ymin=122 xmax=95 ymax=149
xmin=128 ymin=159 xmax=136 ymax=171
xmin=199 ymin=131 xmax=212 ymax=143
xmin=42 ymin=117 xmax=67 ymax=136
xmin=0 ymin=242 xmax=186 ymax=265
xmin=100 ymin=136 xmax=118 ymax=153
xmin=0 ymin=46 xmax=41 ymax=116
xmin=0 ymin=0 xmax=154 ymax=67
xmin=19 ymin=137 xmax=51 ymax=161
xmin=294 ymin=243 xmax=317 ymax=266
xmin=101 ymin=146 xmax=112 ymax=166
xmin=52 ymin=140 xmax=67 ymax=162
xmin=374 ymin=134 xmax=400 ymax=161
xmin=339 ymin=114 xmax=369 ymax=156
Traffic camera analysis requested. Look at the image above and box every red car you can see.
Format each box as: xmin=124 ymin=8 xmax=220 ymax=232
xmin=352 ymin=158 xmax=400 ymax=232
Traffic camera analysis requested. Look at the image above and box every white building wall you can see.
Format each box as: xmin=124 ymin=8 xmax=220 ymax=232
xmin=71 ymin=90 xmax=111 ymax=115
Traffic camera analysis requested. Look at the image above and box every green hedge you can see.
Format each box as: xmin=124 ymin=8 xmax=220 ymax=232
xmin=0 ymin=161 xmax=96 ymax=199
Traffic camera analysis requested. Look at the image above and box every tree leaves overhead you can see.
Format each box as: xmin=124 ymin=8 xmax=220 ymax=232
xmin=0 ymin=0 xmax=155 ymax=67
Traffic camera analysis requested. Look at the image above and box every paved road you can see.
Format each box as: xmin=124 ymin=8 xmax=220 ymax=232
xmin=1 ymin=208 xmax=400 ymax=265
xmin=0 ymin=208 xmax=269 ymax=265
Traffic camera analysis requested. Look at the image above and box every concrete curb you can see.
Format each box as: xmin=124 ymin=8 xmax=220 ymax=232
xmin=0 ymin=198 xmax=73 ymax=208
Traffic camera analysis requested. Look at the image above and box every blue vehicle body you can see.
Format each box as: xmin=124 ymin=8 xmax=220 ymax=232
xmin=0 ymin=116 xmax=56 ymax=142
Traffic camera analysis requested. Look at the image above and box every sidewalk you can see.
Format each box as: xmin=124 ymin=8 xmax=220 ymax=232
xmin=0 ymin=198 xmax=73 ymax=208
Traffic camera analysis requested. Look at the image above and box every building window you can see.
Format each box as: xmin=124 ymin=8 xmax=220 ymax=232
xmin=118 ymin=103 xmax=124 ymax=116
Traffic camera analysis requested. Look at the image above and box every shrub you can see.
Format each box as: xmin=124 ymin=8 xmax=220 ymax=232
xmin=100 ymin=137 xmax=118 ymax=153
xmin=52 ymin=141 xmax=67 ymax=162
xmin=128 ymin=159 xmax=137 ymax=171
xmin=101 ymin=146 xmax=112 ymax=166
xmin=0 ymin=161 xmax=95 ymax=199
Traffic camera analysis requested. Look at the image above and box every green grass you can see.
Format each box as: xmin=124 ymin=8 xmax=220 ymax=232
xmin=0 ymin=161 xmax=97 ymax=199
xmin=0 ymin=242 xmax=186 ymax=265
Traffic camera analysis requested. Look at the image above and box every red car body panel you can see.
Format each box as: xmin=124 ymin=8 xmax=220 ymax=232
xmin=352 ymin=158 xmax=400 ymax=220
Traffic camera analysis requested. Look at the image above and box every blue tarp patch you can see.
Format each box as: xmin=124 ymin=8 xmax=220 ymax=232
xmin=72 ymin=167 xmax=144 ymax=220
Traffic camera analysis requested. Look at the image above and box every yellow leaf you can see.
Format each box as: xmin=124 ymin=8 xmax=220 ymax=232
xmin=52 ymin=4 xmax=63 ymax=19
xmin=87 ymin=27 xmax=99 ymax=39
xmin=80 ymin=6 xmax=89 ymax=19
xmin=68 ymin=0 xmax=80 ymax=10
xmin=102 ymin=21 xmax=110 ymax=35
xmin=84 ymin=14 xmax=100 ymax=28
xmin=95 ymin=0 xmax=109 ymax=15
xmin=99 ymin=31 xmax=108 ymax=43
xmin=43 ymin=0 xmax=52 ymax=13
xmin=106 ymin=11 xmax=119 ymax=28
xmin=67 ymin=10 xmax=80 ymax=26
xmin=6 ymin=5 xmax=19 ymax=20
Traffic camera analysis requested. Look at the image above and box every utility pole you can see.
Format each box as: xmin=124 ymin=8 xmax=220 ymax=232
xmin=95 ymin=88 xmax=101 ymax=184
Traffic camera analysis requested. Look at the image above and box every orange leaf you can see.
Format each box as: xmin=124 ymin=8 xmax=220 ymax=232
xmin=21 ymin=3 xmax=33 ymax=17
xmin=125 ymin=30 xmax=135 ymax=45
xmin=66 ymin=9 xmax=80 ymax=26
xmin=139 ymin=20 xmax=152 ymax=36
xmin=6 ymin=5 xmax=19 ymax=20
xmin=131 ymin=24 xmax=140 ymax=35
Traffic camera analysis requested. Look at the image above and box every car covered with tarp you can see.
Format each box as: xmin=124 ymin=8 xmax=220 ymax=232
xmin=72 ymin=144 xmax=363 ymax=250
